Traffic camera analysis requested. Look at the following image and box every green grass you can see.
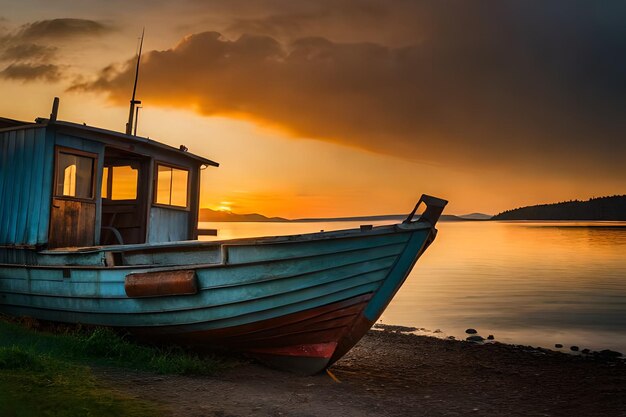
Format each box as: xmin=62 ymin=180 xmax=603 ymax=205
xmin=0 ymin=345 xmax=45 ymax=371
xmin=0 ymin=346 xmax=161 ymax=417
xmin=0 ymin=318 xmax=230 ymax=375
xmin=0 ymin=317 xmax=235 ymax=417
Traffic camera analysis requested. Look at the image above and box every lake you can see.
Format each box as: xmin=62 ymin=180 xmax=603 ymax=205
xmin=199 ymin=220 xmax=626 ymax=353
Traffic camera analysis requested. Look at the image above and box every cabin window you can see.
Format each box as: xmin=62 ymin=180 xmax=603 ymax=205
xmin=102 ymin=165 xmax=138 ymax=200
xmin=55 ymin=150 xmax=95 ymax=200
xmin=101 ymin=167 xmax=109 ymax=198
xmin=155 ymin=164 xmax=188 ymax=208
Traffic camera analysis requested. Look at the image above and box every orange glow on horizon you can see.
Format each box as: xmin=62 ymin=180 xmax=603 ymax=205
xmin=1 ymin=89 xmax=623 ymax=220
xmin=0 ymin=6 xmax=624 ymax=222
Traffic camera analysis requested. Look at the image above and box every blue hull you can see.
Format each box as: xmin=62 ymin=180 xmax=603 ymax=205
xmin=0 ymin=220 xmax=439 ymax=373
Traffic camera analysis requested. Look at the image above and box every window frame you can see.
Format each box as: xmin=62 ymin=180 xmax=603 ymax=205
xmin=152 ymin=161 xmax=191 ymax=211
xmin=53 ymin=146 xmax=98 ymax=203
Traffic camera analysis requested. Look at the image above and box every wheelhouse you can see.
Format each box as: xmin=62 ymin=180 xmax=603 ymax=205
xmin=0 ymin=106 xmax=218 ymax=250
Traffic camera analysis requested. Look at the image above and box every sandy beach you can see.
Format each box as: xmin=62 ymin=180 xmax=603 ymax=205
xmin=96 ymin=326 xmax=626 ymax=417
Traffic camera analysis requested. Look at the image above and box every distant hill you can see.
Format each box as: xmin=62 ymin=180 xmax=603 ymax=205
xmin=292 ymin=214 xmax=463 ymax=222
xmin=458 ymin=213 xmax=492 ymax=220
xmin=199 ymin=208 xmax=464 ymax=223
xmin=492 ymin=195 xmax=626 ymax=221
xmin=293 ymin=214 xmax=405 ymax=222
xmin=199 ymin=208 xmax=287 ymax=222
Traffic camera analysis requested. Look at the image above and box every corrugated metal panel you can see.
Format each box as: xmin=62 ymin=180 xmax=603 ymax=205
xmin=148 ymin=207 xmax=189 ymax=243
xmin=0 ymin=127 xmax=53 ymax=246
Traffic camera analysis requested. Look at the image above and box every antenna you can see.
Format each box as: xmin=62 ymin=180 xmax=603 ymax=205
xmin=125 ymin=28 xmax=144 ymax=135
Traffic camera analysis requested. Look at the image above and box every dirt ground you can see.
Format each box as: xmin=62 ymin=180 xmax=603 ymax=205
xmin=97 ymin=327 xmax=626 ymax=417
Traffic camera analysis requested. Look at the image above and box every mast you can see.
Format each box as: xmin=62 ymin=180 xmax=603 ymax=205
xmin=133 ymin=104 xmax=141 ymax=136
xmin=125 ymin=28 xmax=144 ymax=135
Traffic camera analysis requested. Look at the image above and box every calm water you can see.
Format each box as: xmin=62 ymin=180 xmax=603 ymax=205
xmin=199 ymin=220 xmax=626 ymax=352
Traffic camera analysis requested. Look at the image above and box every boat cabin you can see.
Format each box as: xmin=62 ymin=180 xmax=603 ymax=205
xmin=0 ymin=104 xmax=218 ymax=250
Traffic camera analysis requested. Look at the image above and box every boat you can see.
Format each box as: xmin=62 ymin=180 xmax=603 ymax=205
xmin=0 ymin=98 xmax=447 ymax=374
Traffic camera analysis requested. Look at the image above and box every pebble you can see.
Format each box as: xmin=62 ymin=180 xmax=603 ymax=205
xmin=570 ymin=346 xmax=579 ymax=352
xmin=487 ymin=335 xmax=495 ymax=340
xmin=597 ymin=349 xmax=623 ymax=359
xmin=555 ymin=344 xmax=563 ymax=348
xmin=465 ymin=328 xmax=478 ymax=334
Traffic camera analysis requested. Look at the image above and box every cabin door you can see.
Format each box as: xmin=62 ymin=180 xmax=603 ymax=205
xmin=49 ymin=147 xmax=98 ymax=248
xmin=99 ymin=148 xmax=149 ymax=245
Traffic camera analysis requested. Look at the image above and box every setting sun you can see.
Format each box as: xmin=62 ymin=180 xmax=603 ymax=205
xmin=216 ymin=203 xmax=232 ymax=212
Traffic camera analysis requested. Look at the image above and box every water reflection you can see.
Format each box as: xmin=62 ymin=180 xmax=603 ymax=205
xmin=200 ymin=220 xmax=626 ymax=352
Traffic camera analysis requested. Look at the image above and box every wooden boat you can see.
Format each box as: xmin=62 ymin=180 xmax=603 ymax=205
xmin=0 ymin=99 xmax=447 ymax=374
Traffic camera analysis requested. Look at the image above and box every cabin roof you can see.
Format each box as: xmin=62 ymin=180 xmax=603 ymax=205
xmin=41 ymin=119 xmax=220 ymax=167
xmin=0 ymin=116 xmax=219 ymax=167
xmin=0 ymin=117 xmax=32 ymax=129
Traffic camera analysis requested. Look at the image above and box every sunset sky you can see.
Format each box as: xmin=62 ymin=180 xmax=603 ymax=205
xmin=1 ymin=1 xmax=624 ymax=218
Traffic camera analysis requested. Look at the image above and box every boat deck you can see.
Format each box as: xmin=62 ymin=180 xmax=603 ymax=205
xmin=1 ymin=222 xmax=430 ymax=268
xmin=39 ymin=222 xmax=427 ymax=254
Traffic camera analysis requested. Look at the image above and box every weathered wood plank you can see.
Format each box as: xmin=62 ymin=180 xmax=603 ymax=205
xmin=0 ymin=128 xmax=52 ymax=246
xmin=37 ymin=129 xmax=55 ymax=244
xmin=148 ymin=207 xmax=189 ymax=243
xmin=26 ymin=128 xmax=45 ymax=245
xmin=0 ymin=132 xmax=9 ymax=241
xmin=49 ymin=199 xmax=96 ymax=248
xmin=1 ymin=131 xmax=18 ymax=243
xmin=16 ymin=129 xmax=34 ymax=244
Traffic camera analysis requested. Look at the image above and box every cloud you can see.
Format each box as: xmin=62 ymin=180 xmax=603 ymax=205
xmin=1 ymin=43 xmax=57 ymax=61
xmin=11 ymin=18 xmax=109 ymax=41
xmin=0 ymin=18 xmax=112 ymax=84
xmin=224 ymin=1 xmax=387 ymax=42
xmin=1 ymin=63 xmax=61 ymax=82
xmin=71 ymin=2 xmax=626 ymax=181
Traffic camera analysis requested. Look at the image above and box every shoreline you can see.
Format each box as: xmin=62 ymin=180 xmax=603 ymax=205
xmin=371 ymin=323 xmax=626 ymax=359
xmin=98 ymin=326 xmax=626 ymax=417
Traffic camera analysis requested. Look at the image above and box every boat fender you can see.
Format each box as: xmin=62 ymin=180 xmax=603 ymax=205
xmin=125 ymin=270 xmax=198 ymax=298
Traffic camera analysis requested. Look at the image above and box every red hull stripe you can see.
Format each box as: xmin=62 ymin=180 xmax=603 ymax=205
xmin=133 ymin=293 xmax=373 ymax=350
xmin=130 ymin=293 xmax=376 ymax=374
xmin=248 ymin=341 xmax=338 ymax=359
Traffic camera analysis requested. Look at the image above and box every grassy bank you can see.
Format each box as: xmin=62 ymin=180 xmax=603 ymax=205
xmin=0 ymin=346 xmax=161 ymax=417
xmin=0 ymin=317 xmax=232 ymax=417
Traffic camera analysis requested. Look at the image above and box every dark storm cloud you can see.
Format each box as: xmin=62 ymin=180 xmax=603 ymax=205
xmin=12 ymin=18 xmax=109 ymax=41
xmin=71 ymin=1 xmax=626 ymax=179
xmin=0 ymin=44 xmax=57 ymax=61
xmin=224 ymin=1 xmax=387 ymax=41
xmin=0 ymin=18 xmax=112 ymax=83
xmin=1 ymin=63 xmax=61 ymax=81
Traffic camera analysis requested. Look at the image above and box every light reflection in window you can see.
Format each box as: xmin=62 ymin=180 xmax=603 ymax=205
xmin=56 ymin=152 xmax=94 ymax=199
xmin=63 ymin=164 xmax=77 ymax=196
xmin=155 ymin=164 xmax=188 ymax=208
xmin=111 ymin=166 xmax=138 ymax=200
xmin=101 ymin=167 xmax=109 ymax=198
xmin=102 ymin=166 xmax=139 ymax=200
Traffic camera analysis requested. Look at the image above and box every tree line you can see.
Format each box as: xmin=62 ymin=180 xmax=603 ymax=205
xmin=492 ymin=195 xmax=626 ymax=220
